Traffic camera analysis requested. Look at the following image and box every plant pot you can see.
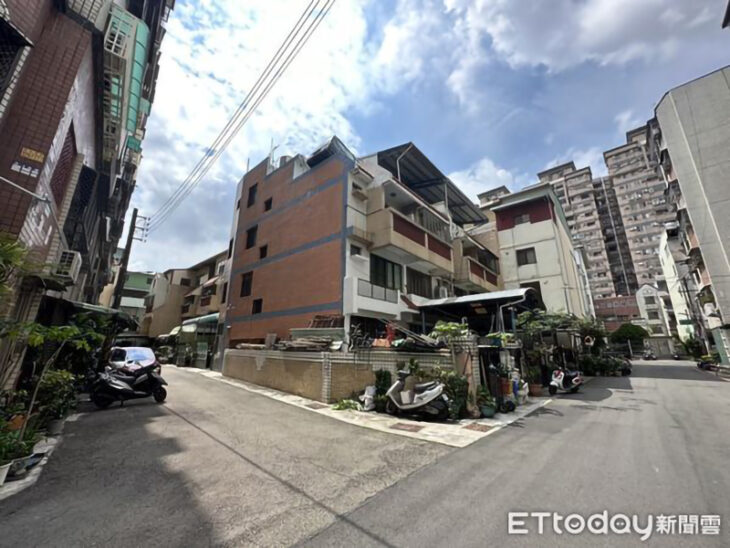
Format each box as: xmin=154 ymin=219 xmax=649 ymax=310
xmin=500 ymin=378 xmax=512 ymax=396
xmin=7 ymin=457 xmax=29 ymax=480
xmin=480 ymin=405 xmax=496 ymax=418
xmin=0 ymin=462 xmax=10 ymax=486
xmin=528 ymin=383 xmax=543 ymax=397
xmin=47 ymin=418 xmax=64 ymax=436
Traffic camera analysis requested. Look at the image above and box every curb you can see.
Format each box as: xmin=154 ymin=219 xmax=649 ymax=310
xmin=0 ymin=418 xmax=75 ymax=502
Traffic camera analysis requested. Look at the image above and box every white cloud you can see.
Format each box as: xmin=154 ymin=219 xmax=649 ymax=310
xmin=546 ymin=146 xmax=608 ymax=177
xmin=448 ymin=157 xmax=529 ymax=201
xmin=614 ymin=109 xmax=642 ymax=137
xmin=444 ymin=0 xmax=721 ymax=73
xmin=130 ymin=0 xmax=447 ymax=271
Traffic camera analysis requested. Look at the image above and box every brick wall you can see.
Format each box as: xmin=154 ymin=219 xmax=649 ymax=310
xmin=228 ymin=155 xmax=351 ymax=343
xmin=0 ymin=4 xmax=91 ymax=240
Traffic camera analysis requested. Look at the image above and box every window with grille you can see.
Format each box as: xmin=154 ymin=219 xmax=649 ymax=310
xmin=516 ymin=247 xmax=537 ymax=266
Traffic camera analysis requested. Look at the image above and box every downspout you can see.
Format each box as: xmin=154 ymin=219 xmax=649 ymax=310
xmin=549 ymin=197 xmax=573 ymax=314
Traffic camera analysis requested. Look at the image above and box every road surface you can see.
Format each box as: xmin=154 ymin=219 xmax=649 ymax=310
xmin=0 ymin=366 xmax=448 ymax=547
xmin=302 ymin=361 xmax=730 ymax=547
xmin=2 ymin=362 xmax=728 ymax=546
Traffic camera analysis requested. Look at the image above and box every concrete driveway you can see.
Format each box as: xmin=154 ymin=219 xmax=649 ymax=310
xmin=0 ymin=366 xmax=449 ymax=547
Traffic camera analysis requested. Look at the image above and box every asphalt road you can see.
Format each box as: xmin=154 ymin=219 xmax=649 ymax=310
xmin=0 ymin=366 xmax=448 ymax=547
xmin=302 ymin=361 xmax=730 ymax=547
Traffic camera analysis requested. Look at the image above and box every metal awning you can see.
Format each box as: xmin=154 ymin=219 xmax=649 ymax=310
xmin=376 ymin=143 xmax=487 ymax=225
xmin=414 ymin=288 xmax=536 ymax=309
xmin=181 ymin=312 xmax=219 ymax=326
xmin=68 ymin=300 xmax=138 ymax=327
xmin=202 ymin=276 xmax=219 ymax=288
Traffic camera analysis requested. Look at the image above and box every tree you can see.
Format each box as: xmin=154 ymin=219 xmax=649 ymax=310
xmin=609 ymin=323 xmax=649 ymax=345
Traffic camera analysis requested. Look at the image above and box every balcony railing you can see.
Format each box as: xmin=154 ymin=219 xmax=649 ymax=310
xmin=357 ymin=279 xmax=398 ymax=303
xmin=368 ymin=208 xmax=453 ymax=273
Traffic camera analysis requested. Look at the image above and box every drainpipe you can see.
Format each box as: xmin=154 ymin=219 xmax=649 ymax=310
xmin=499 ymin=292 xmax=529 ymax=333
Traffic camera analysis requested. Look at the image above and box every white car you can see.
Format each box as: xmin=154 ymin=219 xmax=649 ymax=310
xmin=109 ymin=346 xmax=159 ymax=374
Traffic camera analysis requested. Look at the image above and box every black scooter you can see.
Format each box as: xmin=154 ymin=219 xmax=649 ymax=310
xmin=90 ymin=363 xmax=168 ymax=409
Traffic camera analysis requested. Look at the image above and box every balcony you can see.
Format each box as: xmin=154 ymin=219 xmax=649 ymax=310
xmin=455 ymin=256 xmax=498 ymax=292
xmin=367 ymin=207 xmax=453 ymax=275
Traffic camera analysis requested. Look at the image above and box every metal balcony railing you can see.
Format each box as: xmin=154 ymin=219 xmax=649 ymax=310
xmin=357 ymin=279 xmax=398 ymax=303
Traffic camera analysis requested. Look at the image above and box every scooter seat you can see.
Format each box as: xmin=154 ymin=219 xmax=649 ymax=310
xmin=414 ymin=381 xmax=437 ymax=392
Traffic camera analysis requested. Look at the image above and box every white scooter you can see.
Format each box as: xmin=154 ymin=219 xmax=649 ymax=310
xmin=385 ymin=370 xmax=450 ymax=420
xmin=549 ymin=367 xmax=583 ymax=395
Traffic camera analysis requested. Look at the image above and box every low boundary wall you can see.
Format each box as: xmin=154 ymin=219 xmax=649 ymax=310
xmin=223 ymin=348 xmax=453 ymax=403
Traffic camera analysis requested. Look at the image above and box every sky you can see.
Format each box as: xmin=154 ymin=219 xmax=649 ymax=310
xmin=129 ymin=0 xmax=730 ymax=272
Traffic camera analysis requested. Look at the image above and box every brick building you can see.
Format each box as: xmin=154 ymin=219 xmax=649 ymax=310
xmin=0 ymin=0 xmax=174 ymax=387
xmin=224 ymin=138 xmax=501 ymax=345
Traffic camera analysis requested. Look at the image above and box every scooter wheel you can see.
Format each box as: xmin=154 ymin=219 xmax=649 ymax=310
xmin=91 ymin=393 xmax=112 ymax=409
xmin=570 ymin=386 xmax=580 ymax=394
xmin=548 ymin=385 xmax=557 ymax=396
xmin=385 ymin=399 xmax=398 ymax=416
xmin=153 ymin=387 xmax=167 ymax=403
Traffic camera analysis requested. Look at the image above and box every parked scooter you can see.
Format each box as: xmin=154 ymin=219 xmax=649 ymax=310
xmin=549 ymin=368 xmax=583 ymax=395
xmin=90 ymin=362 xmax=168 ymax=409
xmin=385 ymin=370 xmax=450 ymax=420
xmin=643 ymin=350 xmax=657 ymax=360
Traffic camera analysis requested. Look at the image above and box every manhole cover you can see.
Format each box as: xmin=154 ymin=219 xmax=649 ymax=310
xmin=463 ymin=423 xmax=492 ymax=432
xmin=390 ymin=422 xmax=424 ymax=432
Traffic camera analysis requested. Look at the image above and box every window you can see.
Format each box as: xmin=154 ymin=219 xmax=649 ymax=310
xmin=406 ymin=267 xmax=431 ymax=298
xmin=247 ymin=183 xmax=258 ymax=207
xmin=218 ymin=262 xmax=225 ymax=275
xmin=180 ymin=278 xmax=191 ymax=287
xmin=370 ymin=254 xmax=402 ymax=290
xmin=264 ymin=197 xmax=273 ymax=211
xmin=350 ymin=244 xmax=361 ymax=256
xmin=228 ymin=238 xmax=233 ymax=258
xmin=259 ymin=245 xmax=268 ymax=259
xmin=252 ymin=298 xmax=263 ymax=315
xmin=221 ymin=283 xmax=228 ymax=303
xmin=240 ymin=272 xmax=253 ymax=297
xmin=516 ymin=247 xmax=537 ymax=266
xmin=651 ymin=325 xmax=663 ymax=334
xmin=246 ymin=225 xmax=258 ymax=249
xmin=647 ymin=311 xmax=660 ymax=320
xmin=146 ymin=277 xmax=152 ymax=285
xmin=520 ymin=281 xmax=542 ymax=302
xmin=236 ymin=199 xmax=240 ymax=210
xmin=644 ymin=296 xmax=656 ymax=305
xmin=514 ymin=213 xmax=530 ymax=225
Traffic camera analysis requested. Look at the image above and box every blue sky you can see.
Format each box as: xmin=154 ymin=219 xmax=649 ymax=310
xmin=129 ymin=0 xmax=730 ymax=272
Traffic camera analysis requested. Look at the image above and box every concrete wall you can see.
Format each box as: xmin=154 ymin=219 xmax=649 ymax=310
xmin=656 ymin=68 xmax=730 ymax=321
xmin=498 ymin=216 xmax=587 ymax=316
xmin=223 ymin=350 xmax=325 ymax=401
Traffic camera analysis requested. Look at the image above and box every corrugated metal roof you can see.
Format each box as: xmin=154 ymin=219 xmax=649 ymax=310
xmin=376 ymin=143 xmax=487 ymax=225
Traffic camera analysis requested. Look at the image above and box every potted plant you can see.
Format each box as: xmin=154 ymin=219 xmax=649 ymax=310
xmin=498 ymin=362 xmax=513 ymax=396
xmin=477 ymin=386 xmax=496 ymax=418
xmin=2 ymin=427 xmax=39 ymax=482
xmin=526 ymin=364 xmax=543 ymax=397
xmin=37 ymin=370 xmax=76 ymax=436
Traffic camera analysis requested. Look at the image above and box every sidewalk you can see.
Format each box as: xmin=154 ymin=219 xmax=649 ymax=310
xmin=169 ymin=365 xmax=552 ymax=448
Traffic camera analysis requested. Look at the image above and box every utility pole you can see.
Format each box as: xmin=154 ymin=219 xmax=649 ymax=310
xmin=111 ymin=208 xmax=148 ymax=309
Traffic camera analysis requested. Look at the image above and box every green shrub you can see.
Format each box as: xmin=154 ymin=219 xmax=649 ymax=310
xmin=36 ymin=370 xmax=76 ymax=422
xmin=332 ymin=399 xmax=360 ymax=411
xmin=579 ymin=355 xmax=597 ymax=376
xmin=609 ymin=323 xmax=649 ymax=345
xmin=374 ymin=369 xmax=392 ymax=396
xmin=422 ymin=366 xmax=468 ymax=420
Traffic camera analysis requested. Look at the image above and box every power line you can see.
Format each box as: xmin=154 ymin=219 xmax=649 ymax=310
xmin=148 ymin=0 xmax=317 ymax=226
xmin=148 ymin=0 xmax=335 ymax=232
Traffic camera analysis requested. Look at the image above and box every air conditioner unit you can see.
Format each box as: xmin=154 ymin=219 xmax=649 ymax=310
xmin=55 ymin=250 xmax=82 ymax=286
